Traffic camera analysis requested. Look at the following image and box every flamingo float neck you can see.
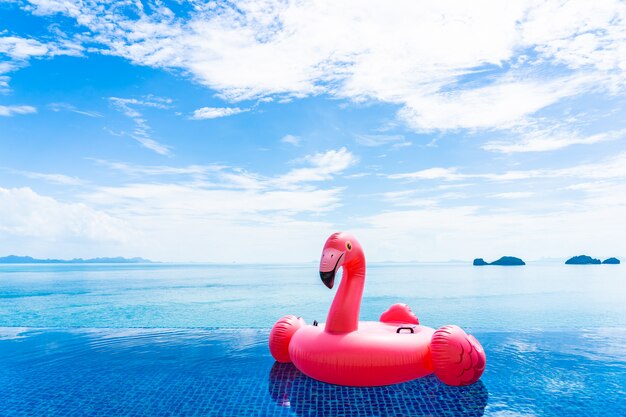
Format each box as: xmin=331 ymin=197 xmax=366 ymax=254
xmin=325 ymin=253 xmax=366 ymax=334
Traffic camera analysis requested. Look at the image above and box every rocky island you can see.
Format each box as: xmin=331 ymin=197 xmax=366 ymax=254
xmin=473 ymin=256 xmax=525 ymax=266
xmin=565 ymin=255 xmax=601 ymax=265
xmin=602 ymin=257 xmax=620 ymax=264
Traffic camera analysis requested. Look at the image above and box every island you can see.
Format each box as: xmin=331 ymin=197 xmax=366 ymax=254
xmin=602 ymin=257 xmax=621 ymax=264
xmin=473 ymin=256 xmax=525 ymax=266
xmin=0 ymin=255 xmax=153 ymax=264
xmin=490 ymin=256 xmax=526 ymax=266
xmin=565 ymin=255 xmax=601 ymax=265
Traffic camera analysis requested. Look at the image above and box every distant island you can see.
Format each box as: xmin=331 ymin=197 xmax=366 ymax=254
xmin=565 ymin=255 xmax=601 ymax=265
xmin=0 ymin=255 xmax=153 ymax=264
xmin=473 ymin=256 xmax=525 ymax=266
xmin=602 ymin=257 xmax=620 ymax=264
xmin=565 ymin=255 xmax=620 ymax=265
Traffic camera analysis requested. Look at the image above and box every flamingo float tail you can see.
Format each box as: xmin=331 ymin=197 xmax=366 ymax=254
xmin=430 ymin=325 xmax=486 ymax=386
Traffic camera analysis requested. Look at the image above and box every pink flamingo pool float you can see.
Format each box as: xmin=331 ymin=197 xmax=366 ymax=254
xmin=269 ymin=232 xmax=486 ymax=387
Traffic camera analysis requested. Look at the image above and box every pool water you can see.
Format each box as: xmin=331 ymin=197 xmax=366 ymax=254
xmin=1 ymin=263 xmax=625 ymax=416
xmin=0 ymin=328 xmax=624 ymax=416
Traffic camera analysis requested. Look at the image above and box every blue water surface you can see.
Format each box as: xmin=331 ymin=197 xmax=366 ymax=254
xmin=1 ymin=263 xmax=624 ymax=329
xmin=0 ymin=263 xmax=625 ymax=416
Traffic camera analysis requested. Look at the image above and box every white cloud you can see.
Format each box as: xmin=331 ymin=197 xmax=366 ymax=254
xmin=109 ymin=96 xmax=172 ymax=155
xmin=491 ymin=192 xmax=534 ymax=199
xmin=388 ymin=167 xmax=466 ymax=181
xmin=0 ymin=186 xmax=128 ymax=242
xmin=0 ymin=36 xmax=54 ymax=59
xmin=16 ymin=0 xmax=626 ymax=131
xmin=191 ymin=106 xmax=247 ymax=119
xmin=92 ymin=147 xmax=356 ymax=191
xmin=354 ymin=201 xmax=626 ymax=262
xmin=0 ymin=75 xmax=11 ymax=93
xmin=83 ymin=183 xmax=341 ymax=217
xmin=8 ymin=170 xmax=85 ymax=186
xmin=521 ymin=0 xmax=626 ymax=73
xmin=355 ymin=134 xmax=411 ymax=148
xmin=0 ymin=145 xmax=358 ymax=262
xmin=43 ymin=149 xmax=623 ymax=262
xmin=3 ymin=147 xmax=625 ymax=261
xmin=66 ymin=149 xmax=356 ymax=261
xmin=281 ymin=134 xmax=301 ymax=146
xmin=483 ymin=127 xmax=626 ymax=153
xmin=275 ymin=147 xmax=356 ymax=186
xmin=0 ymin=62 xmax=19 ymax=87
xmin=305 ymin=147 xmax=355 ymax=171
xmin=0 ymin=104 xmax=36 ymax=116
xmin=89 ymin=159 xmax=225 ymax=178
xmin=109 ymin=96 xmax=172 ymax=114
xmin=0 ymin=35 xmax=83 ymax=93
xmin=4 ymin=1 xmax=626 ymax=262
xmin=0 ymin=147 xmax=357 ymax=261
xmin=381 ymin=189 xmax=451 ymax=208
xmin=388 ymin=152 xmax=626 ymax=183
xmin=356 ymin=158 xmax=626 ymax=261
xmin=398 ymin=76 xmax=590 ymax=131
xmin=49 ymin=102 xmax=102 ymax=118
xmin=131 ymin=137 xmax=171 ymax=156
xmin=557 ymin=152 xmax=626 ymax=180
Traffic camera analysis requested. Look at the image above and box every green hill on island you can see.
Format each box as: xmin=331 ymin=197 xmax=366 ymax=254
xmin=0 ymin=255 xmax=153 ymax=264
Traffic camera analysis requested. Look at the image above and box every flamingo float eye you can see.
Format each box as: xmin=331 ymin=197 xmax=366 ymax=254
xmin=346 ymin=242 xmax=352 ymax=251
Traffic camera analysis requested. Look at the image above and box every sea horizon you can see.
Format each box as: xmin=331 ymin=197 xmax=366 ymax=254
xmin=2 ymin=255 xmax=624 ymax=265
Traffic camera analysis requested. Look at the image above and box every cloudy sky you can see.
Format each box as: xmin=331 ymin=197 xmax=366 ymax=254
xmin=1 ymin=0 xmax=625 ymax=262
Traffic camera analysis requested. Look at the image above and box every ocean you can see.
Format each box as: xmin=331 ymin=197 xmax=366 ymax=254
xmin=1 ymin=263 xmax=624 ymax=416
xmin=1 ymin=262 xmax=624 ymax=329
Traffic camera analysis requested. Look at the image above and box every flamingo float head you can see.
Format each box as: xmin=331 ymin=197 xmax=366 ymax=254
xmin=319 ymin=232 xmax=363 ymax=289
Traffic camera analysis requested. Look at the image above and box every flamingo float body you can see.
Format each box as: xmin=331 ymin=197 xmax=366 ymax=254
xmin=269 ymin=232 xmax=486 ymax=387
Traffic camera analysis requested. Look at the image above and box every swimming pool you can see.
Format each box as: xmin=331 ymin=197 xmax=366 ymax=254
xmin=0 ymin=327 xmax=624 ymax=416
xmin=1 ymin=263 xmax=625 ymax=416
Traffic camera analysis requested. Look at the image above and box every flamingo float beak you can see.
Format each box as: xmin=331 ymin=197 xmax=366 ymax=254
xmin=319 ymin=247 xmax=344 ymax=289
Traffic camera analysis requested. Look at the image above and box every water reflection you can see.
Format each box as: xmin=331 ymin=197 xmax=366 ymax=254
xmin=268 ymin=362 xmax=488 ymax=416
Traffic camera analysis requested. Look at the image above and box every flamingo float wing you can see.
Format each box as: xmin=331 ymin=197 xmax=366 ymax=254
xmin=379 ymin=303 xmax=419 ymax=325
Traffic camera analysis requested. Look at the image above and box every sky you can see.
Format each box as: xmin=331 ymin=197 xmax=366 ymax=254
xmin=1 ymin=0 xmax=625 ymax=263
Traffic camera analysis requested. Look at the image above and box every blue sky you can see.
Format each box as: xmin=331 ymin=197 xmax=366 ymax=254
xmin=1 ymin=0 xmax=625 ymax=262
